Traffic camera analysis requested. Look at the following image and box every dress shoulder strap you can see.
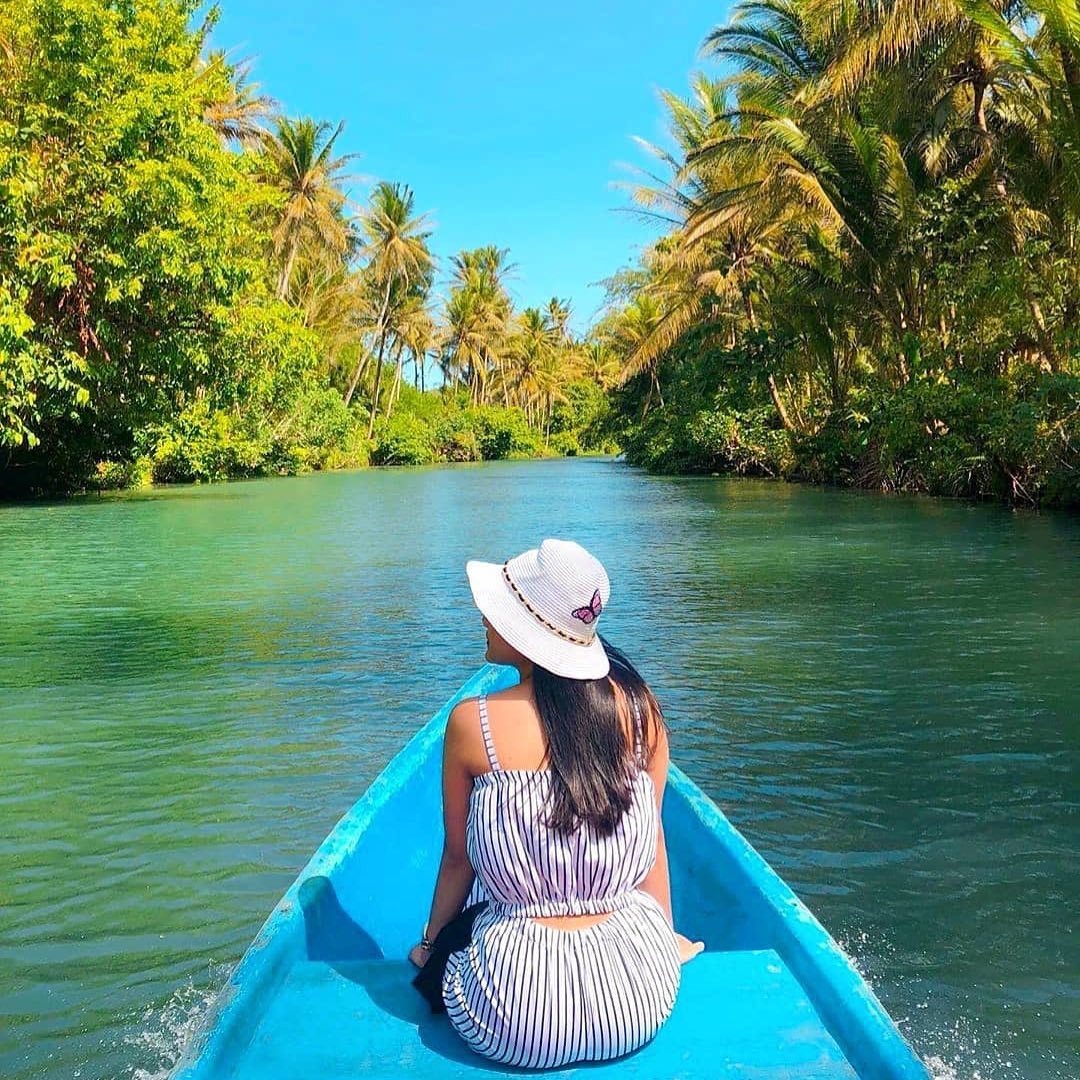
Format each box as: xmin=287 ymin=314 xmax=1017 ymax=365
xmin=477 ymin=694 xmax=501 ymax=772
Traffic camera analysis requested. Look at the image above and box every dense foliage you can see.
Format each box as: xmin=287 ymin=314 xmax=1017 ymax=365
xmin=0 ymin=0 xmax=610 ymax=496
xmin=602 ymin=0 xmax=1080 ymax=507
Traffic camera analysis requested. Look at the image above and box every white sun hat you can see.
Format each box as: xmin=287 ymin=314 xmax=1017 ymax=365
xmin=466 ymin=539 xmax=611 ymax=680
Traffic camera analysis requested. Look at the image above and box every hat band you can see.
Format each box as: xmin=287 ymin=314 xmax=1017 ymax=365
xmin=501 ymin=562 xmax=594 ymax=647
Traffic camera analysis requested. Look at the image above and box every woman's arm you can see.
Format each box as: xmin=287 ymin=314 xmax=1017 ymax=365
xmin=637 ymin=713 xmax=704 ymax=963
xmin=637 ymin=719 xmax=673 ymax=923
xmin=410 ymin=701 xmax=477 ymax=966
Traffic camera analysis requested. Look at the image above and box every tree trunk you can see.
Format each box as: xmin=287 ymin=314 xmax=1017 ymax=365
xmin=343 ymin=349 xmax=370 ymax=409
xmin=742 ymin=289 xmax=758 ymax=330
xmin=367 ymin=331 xmax=390 ymax=437
xmin=276 ymin=242 xmax=298 ymax=301
xmin=972 ymin=77 xmax=989 ymax=140
xmin=345 ymin=277 xmax=393 ymax=409
xmin=1027 ymin=294 xmax=1059 ymax=372
xmin=1060 ymin=44 xmax=1080 ymax=117
xmin=386 ymin=342 xmax=405 ymax=417
xmin=767 ymin=374 xmax=795 ymax=431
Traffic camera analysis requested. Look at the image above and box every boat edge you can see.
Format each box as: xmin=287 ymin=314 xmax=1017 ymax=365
xmin=169 ymin=663 xmax=516 ymax=1079
xmin=667 ymin=763 xmax=930 ymax=1080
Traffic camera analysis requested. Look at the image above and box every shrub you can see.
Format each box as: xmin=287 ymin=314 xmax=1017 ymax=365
xmin=91 ymin=456 xmax=153 ymax=490
xmin=468 ymin=405 xmax=540 ymax=459
xmin=143 ymin=402 xmax=268 ymax=484
xmin=371 ymin=412 xmax=436 ymax=466
xmin=432 ymin=410 xmax=481 ymax=462
xmin=549 ymin=431 xmax=582 ymax=456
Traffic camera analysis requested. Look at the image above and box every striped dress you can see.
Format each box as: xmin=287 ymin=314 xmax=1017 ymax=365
xmin=441 ymin=695 xmax=681 ymax=1068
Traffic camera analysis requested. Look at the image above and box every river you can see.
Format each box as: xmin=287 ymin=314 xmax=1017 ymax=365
xmin=1 ymin=457 xmax=1076 ymax=1079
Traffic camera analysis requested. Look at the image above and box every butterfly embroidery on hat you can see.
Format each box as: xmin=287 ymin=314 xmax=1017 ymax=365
xmin=571 ymin=589 xmax=603 ymax=625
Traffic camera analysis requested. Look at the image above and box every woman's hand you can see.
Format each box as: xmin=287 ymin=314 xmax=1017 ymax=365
xmin=675 ymin=932 xmax=704 ymax=963
xmin=408 ymin=943 xmax=430 ymax=969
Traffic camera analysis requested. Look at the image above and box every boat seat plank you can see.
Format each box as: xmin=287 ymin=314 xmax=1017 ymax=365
xmin=227 ymin=948 xmax=858 ymax=1079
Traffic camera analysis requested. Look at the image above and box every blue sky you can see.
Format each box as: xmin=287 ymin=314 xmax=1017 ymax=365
xmin=210 ymin=1 xmax=728 ymax=332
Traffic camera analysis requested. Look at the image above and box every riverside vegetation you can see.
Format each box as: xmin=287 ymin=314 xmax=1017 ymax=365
xmin=600 ymin=0 xmax=1080 ymax=508
xmin=1 ymin=0 xmax=1078 ymax=507
xmin=0 ymin=0 xmax=615 ymax=497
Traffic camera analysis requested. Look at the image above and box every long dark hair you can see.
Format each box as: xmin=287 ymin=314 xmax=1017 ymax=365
xmin=532 ymin=636 xmax=666 ymax=836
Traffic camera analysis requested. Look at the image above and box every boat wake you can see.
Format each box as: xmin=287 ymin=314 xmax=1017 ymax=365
xmin=838 ymin=928 xmax=1027 ymax=1080
xmin=122 ymin=935 xmax=1042 ymax=1080
xmin=122 ymin=966 xmax=230 ymax=1080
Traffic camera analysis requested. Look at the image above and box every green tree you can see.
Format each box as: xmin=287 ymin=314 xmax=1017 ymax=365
xmin=0 ymin=0 xmax=273 ymax=490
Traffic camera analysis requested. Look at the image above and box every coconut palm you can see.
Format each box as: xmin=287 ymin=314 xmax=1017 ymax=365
xmin=582 ymin=341 xmax=621 ymax=389
xmin=387 ymin=292 xmax=436 ymax=413
xmin=259 ymin=116 xmax=357 ymax=301
xmin=441 ymin=246 xmax=514 ymax=405
xmin=343 ymin=182 xmax=433 ymax=434
xmin=544 ymin=297 xmax=573 ymax=343
xmin=198 ymin=51 xmax=275 ymax=147
xmin=794 ymin=0 xmax=1063 ymax=364
xmin=509 ymin=308 xmax=556 ymax=422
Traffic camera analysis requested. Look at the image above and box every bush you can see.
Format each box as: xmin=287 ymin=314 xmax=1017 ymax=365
xmin=91 ymin=456 xmax=153 ymax=490
xmin=793 ymin=368 xmax=1080 ymax=506
xmin=143 ymin=402 xmax=268 ymax=483
xmin=279 ymin=387 xmax=367 ymax=470
xmin=468 ymin=405 xmax=540 ymax=459
xmin=432 ymin=410 xmax=481 ymax=462
xmin=549 ymin=381 xmax=611 ymax=450
xmin=549 ymin=431 xmax=582 ymax=456
xmin=371 ymin=412 xmax=436 ymax=466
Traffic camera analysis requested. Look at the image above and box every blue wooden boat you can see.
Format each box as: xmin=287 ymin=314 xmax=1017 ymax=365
xmin=172 ymin=665 xmax=929 ymax=1079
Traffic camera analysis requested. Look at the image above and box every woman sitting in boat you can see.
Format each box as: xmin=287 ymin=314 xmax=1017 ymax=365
xmin=409 ymin=538 xmax=703 ymax=1068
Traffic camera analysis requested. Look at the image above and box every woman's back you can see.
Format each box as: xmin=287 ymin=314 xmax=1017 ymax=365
xmin=467 ymin=693 xmax=659 ymax=919
xmin=443 ymin=688 xmax=681 ymax=1068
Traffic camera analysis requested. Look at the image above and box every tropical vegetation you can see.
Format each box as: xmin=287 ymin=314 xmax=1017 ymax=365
xmin=4 ymin=0 xmax=1077 ymax=508
xmin=602 ymin=0 xmax=1080 ymax=507
xmin=0 ymin=0 xmax=612 ymax=497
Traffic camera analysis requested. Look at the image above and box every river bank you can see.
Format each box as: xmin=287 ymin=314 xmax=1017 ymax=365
xmin=611 ymin=345 xmax=1080 ymax=511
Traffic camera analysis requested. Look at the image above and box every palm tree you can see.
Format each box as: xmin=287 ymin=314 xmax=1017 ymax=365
xmin=198 ymin=51 xmax=274 ymax=147
xmin=795 ymin=0 xmax=1062 ymax=365
xmin=622 ymin=72 xmax=810 ymax=424
xmin=544 ymin=297 xmax=573 ymax=343
xmin=259 ymin=116 xmax=357 ymax=301
xmin=605 ymin=294 xmax=669 ymax=414
xmin=343 ymin=182 xmax=433 ymax=435
xmin=442 ymin=247 xmax=514 ymax=404
xmin=509 ymin=308 xmax=557 ymax=423
xmin=695 ymin=2 xmax=932 ymax=384
xmin=582 ymin=341 xmax=621 ymax=389
xmin=290 ymin=262 xmax=365 ymax=366
xmin=387 ymin=292 xmax=436 ymax=414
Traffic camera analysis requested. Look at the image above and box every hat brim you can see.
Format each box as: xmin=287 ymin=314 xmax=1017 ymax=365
xmin=466 ymin=558 xmax=610 ymax=680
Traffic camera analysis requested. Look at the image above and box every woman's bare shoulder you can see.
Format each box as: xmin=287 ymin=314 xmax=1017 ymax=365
xmin=445 ymin=697 xmax=487 ymax=772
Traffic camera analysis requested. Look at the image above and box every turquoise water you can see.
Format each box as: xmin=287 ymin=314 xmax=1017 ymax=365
xmin=1 ymin=458 xmax=1076 ymax=1079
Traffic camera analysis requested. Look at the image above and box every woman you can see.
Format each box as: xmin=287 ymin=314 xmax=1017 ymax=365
xmin=409 ymin=538 xmax=703 ymax=1069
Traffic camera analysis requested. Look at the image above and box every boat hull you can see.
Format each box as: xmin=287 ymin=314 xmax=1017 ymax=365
xmin=173 ymin=664 xmax=928 ymax=1079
